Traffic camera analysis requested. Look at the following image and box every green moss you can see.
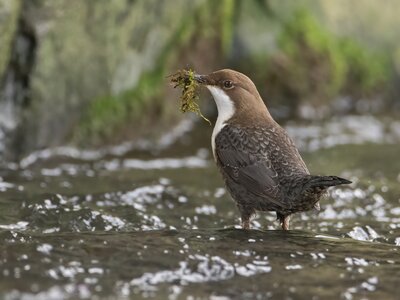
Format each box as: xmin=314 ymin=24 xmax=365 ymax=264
xmin=277 ymin=9 xmax=346 ymax=99
xmin=170 ymin=69 xmax=211 ymax=125
xmin=73 ymin=9 xmax=197 ymax=144
xmin=339 ymin=38 xmax=389 ymax=93
xmin=73 ymin=9 xmax=192 ymax=143
xmin=75 ymin=67 xmax=165 ymax=143
xmin=260 ymin=9 xmax=391 ymax=115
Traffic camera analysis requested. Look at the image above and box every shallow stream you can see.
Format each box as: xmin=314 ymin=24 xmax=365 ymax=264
xmin=0 ymin=116 xmax=399 ymax=299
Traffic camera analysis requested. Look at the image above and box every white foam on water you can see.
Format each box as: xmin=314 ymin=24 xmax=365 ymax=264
xmin=347 ymin=226 xmax=380 ymax=242
xmin=0 ymin=221 xmax=29 ymax=230
xmin=128 ymin=254 xmax=271 ymax=292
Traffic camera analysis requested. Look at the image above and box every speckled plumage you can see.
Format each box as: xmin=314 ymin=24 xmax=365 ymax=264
xmin=215 ymin=124 xmax=324 ymax=222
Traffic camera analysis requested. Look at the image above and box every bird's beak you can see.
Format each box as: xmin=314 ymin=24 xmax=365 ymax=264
xmin=194 ymin=74 xmax=208 ymax=85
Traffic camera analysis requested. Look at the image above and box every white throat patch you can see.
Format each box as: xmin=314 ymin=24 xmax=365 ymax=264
xmin=206 ymin=86 xmax=235 ymax=159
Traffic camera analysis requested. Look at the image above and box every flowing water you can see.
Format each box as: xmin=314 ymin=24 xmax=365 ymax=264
xmin=0 ymin=116 xmax=399 ymax=299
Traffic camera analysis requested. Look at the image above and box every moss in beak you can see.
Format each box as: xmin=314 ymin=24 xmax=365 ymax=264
xmin=169 ymin=69 xmax=211 ymax=125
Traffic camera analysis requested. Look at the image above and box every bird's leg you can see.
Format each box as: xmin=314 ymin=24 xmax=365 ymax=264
xmin=240 ymin=209 xmax=253 ymax=230
xmin=281 ymin=215 xmax=290 ymax=231
xmin=241 ymin=215 xmax=250 ymax=230
xmin=277 ymin=213 xmax=290 ymax=230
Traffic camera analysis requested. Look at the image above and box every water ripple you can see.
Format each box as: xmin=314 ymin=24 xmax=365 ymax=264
xmin=18 ymin=119 xmax=195 ymax=168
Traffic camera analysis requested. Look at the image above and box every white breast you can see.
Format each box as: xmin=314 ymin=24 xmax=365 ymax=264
xmin=206 ymin=86 xmax=235 ymax=159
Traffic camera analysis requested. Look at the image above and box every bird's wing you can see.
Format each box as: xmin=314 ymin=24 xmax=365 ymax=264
xmin=215 ymin=125 xmax=283 ymax=207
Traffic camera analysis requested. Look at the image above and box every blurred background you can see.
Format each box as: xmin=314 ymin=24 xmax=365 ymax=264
xmin=1 ymin=0 xmax=400 ymax=159
xmin=1 ymin=1 xmax=400 ymax=299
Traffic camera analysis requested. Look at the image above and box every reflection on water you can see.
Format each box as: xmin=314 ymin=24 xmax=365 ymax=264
xmin=0 ymin=115 xmax=399 ymax=299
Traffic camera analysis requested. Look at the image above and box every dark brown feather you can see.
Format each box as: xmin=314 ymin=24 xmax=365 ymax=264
xmin=214 ymin=124 xmax=327 ymax=217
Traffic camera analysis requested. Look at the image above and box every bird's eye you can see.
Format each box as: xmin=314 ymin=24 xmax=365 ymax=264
xmin=223 ymin=80 xmax=234 ymax=89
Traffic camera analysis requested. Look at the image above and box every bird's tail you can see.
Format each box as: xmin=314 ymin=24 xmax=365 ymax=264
xmin=307 ymin=175 xmax=352 ymax=189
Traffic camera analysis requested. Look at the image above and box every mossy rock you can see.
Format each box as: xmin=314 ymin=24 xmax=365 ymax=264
xmin=254 ymin=9 xmax=390 ymax=117
xmin=72 ymin=0 xmax=236 ymax=145
xmin=4 ymin=0 xmax=238 ymax=154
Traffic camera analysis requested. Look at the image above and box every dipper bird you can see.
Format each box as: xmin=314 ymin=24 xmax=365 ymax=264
xmin=194 ymin=69 xmax=351 ymax=230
